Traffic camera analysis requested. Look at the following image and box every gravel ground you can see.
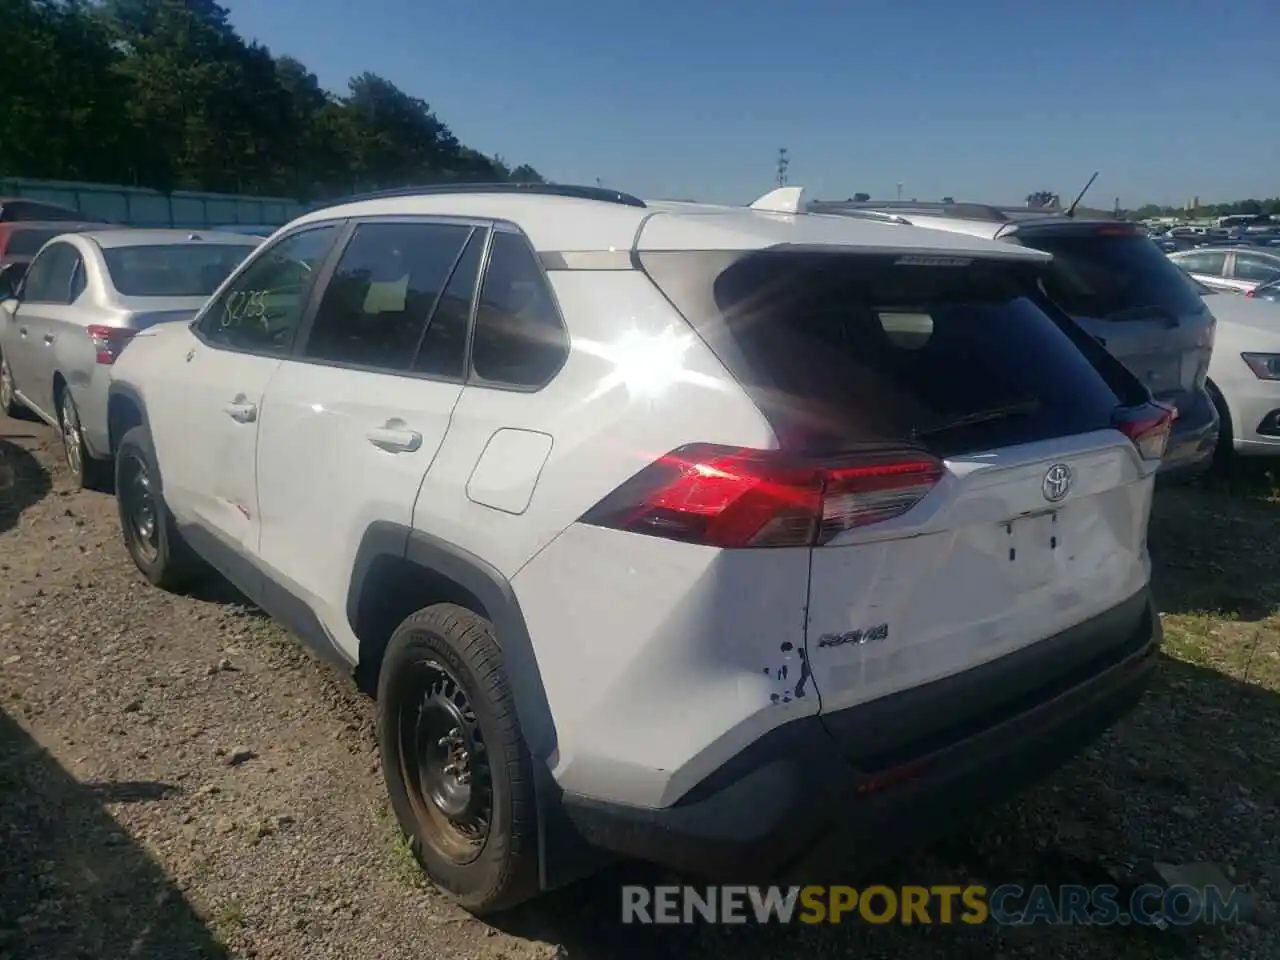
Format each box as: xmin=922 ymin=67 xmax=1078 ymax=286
xmin=1 ymin=414 xmax=1278 ymax=960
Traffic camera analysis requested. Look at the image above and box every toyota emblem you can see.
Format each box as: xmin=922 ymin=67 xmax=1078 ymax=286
xmin=1042 ymin=463 xmax=1072 ymax=502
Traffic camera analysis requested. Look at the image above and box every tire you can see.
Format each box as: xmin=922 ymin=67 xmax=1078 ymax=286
xmin=114 ymin=424 xmax=204 ymax=590
xmin=0 ymin=350 xmax=20 ymax=418
xmin=376 ymin=603 xmax=539 ymax=915
xmin=1208 ymin=381 xmax=1235 ymax=480
xmin=58 ymin=388 xmax=110 ymax=491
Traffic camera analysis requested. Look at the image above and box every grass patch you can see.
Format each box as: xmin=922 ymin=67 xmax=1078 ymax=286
xmin=206 ymin=898 xmax=246 ymax=945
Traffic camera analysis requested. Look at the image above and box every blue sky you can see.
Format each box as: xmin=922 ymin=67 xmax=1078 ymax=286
xmin=224 ymin=0 xmax=1278 ymax=207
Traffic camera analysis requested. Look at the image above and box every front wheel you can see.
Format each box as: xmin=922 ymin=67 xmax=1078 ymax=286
xmin=115 ymin=425 xmax=204 ymax=590
xmin=376 ymin=603 xmax=539 ymax=915
xmin=0 ymin=351 xmax=20 ymax=418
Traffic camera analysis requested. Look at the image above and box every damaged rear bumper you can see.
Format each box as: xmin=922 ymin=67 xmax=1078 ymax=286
xmin=558 ymin=587 xmax=1161 ymax=879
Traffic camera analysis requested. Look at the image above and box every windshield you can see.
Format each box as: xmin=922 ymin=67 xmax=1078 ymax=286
xmin=1018 ymin=232 xmax=1208 ymax=319
xmin=103 ymin=243 xmax=258 ymax=297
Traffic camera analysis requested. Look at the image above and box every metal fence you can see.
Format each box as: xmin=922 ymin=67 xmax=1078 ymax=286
xmin=0 ymin=177 xmax=308 ymax=228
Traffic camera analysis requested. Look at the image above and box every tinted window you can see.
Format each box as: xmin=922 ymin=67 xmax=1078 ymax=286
xmin=305 ymin=221 xmax=473 ymax=371
xmin=1173 ymin=250 xmax=1228 ymax=276
xmin=7 ymin=228 xmax=62 ymax=257
xmin=200 ymin=225 xmax=339 ymax=353
xmin=640 ymin=251 xmax=1129 ymax=457
xmin=1233 ymin=254 xmax=1280 ymax=284
xmin=415 ymin=229 xmax=483 ymax=378
xmin=0 ymin=200 xmax=85 ymax=222
xmin=471 ymin=231 xmax=567 ymax=387
xmin=21 ymin=243 xmax=79 ymax=303
xmin=103 ymin=243 xmax=257 ymax=297
xmin=1019 ymin=232 xmax=1208 ymax=319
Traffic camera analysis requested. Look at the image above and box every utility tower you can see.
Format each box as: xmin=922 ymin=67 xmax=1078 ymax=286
xmin=776 ymin=148 xmax=789 ymax=187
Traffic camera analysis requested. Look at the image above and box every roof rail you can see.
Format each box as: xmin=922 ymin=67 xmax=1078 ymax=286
xmin=809 ymin=199 xmax=1012 ymax=223
xmin=317 ymin=182 xmax=647 ymax=210
xmin=809 ymin=207 xmax=913 ymax=226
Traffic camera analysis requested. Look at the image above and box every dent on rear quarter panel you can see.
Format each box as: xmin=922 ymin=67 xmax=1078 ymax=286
xmin=512 ymin=524 xmax=817 ymax=808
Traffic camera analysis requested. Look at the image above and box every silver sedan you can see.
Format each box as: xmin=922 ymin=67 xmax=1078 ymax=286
xmin=0 ymin=229 xmax=261 ymax=488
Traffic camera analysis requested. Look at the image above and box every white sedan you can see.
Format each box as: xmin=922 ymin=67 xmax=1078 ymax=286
xmin=1198 ymin=278 xmax=1280 ymax=460
xmin=0 ymin=229 xmax=261 ymax=488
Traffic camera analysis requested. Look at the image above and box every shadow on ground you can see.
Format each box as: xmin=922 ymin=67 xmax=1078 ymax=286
xmin=0 ymin=437 xmax=50 ymax=536
xmin=1152 ymin=465 xmax=1280 ymax=619
xmin=0 ymin=708 xmax=228 ymax=959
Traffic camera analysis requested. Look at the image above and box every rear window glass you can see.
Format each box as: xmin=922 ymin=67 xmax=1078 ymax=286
xmin=0 ymin=201 xmax=86 ymax=222
xmin=6 ymin=229 xmax=61 ymax=256
xmin=104 ymin=243 xmax=258 ymax=297
xmin=1016 ymin=231 xmax=1208 ymax=320
xmin=640 ymin=251 xmax=1131 ymax=457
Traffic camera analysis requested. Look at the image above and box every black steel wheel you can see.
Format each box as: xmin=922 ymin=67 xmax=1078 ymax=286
xmin=376 ymin=603 xmax=539 ymax=915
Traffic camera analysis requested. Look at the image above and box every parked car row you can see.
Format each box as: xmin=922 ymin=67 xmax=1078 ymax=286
xmin=0 ymin=227 xmax=264 ymax=486
xmin=1 ymin=182 xmax=1272 ymax=916
xmin=1167 ymin=245 xmax=1280 ymax=295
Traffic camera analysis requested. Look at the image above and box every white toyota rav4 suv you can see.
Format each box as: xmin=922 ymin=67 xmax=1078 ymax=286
xmin=106 ymin=183 xmax=1167 ymax=915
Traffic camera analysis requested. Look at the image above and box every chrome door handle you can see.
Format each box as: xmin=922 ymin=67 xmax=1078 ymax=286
xmin=224 ymin=399 xmax=257 ymax=423
xmin=43 ymin=334 xmax=54 ymax=345
xmin=18 ymin=328 xmax=27 ymax=337
xmin=366 ymin=424 xmax=422 ymax=453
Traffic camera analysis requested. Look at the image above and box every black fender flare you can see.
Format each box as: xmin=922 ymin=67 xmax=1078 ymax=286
xmin=346 ymin=521 xmax=559 ymax=765
xmin=346 ymin=523 xmax=605 ymax=890
xmin=106 ymin=381 xmax=149 ymax=458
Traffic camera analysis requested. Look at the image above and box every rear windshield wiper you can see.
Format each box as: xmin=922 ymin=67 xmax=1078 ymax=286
xmin=911 ymin=400 xmax=1040 ymax=440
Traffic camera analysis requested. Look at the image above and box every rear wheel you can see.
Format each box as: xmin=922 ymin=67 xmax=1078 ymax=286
xmin=115 ymin=425 xmax=204 ymax=590
xmin=58 ymin=389 xmax=109 ymax=491
xmin=376 ymin=603 xmax=539 ymax=915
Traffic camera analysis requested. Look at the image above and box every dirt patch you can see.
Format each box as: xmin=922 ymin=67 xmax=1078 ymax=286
xmin=1 ymin=418 xmax=1277 ymax=959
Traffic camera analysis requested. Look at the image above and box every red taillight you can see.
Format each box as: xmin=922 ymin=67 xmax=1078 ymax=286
xmin=0 ymin=225 xmax=12 ymax=260
xmin=1245 ymin=289 xmax=1256 ymax=298
xmin=86 ymin=324 xmax=136 ymax=364
xmin=580 ymin=444 xmax=945 ymax=548
xmin=1114 ymin=403 xmax=1175 ymax=461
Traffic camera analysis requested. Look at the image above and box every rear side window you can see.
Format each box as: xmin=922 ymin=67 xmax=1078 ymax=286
xmin=470 ymin=231 xmax=568 ymax=388
xmin=1019 ymin=231 xmax=1209 ymax=320
xmin=639 ymin=251 xmax=1130 ymax=457
xmin=304 ymin=221 xmax=476 ymax=373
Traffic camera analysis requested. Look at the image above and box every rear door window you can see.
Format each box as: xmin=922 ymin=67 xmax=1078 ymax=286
xmin=639 ymin=250 xmax=1134 ymax=458
xmin=303 ymin=220 xmax=477 ymax=373
xmin=1018 ymin=231 xmax=1209 ymax=319
xmin=1232 ymin=254 xmax=1280 ymax=285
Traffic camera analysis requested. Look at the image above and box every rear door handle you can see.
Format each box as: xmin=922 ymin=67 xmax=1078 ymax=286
xmin=43 ymin=334 xmax=54 ymax=345
xmin=18 ymin=328 xmax=27 ymax=338
xmin=224 ymin=399 xmax=257 ymax=423
xmin=366 ymin=422 xmax=422 ymax=453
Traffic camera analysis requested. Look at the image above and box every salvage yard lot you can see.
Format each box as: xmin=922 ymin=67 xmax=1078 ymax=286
xmin=1 ymin=416 xmax=1278 ymax=960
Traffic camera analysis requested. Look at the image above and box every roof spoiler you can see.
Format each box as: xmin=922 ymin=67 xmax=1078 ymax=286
xmin=749 ymin=186 xmax=807 ymax=215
